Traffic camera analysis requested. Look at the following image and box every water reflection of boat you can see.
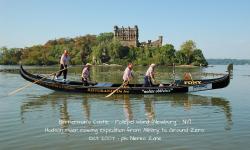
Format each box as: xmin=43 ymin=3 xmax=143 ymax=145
xmin=20 ymin=92 xmax=232 ymax=130
xmin=156 ymin=94 xmax=232 ymax=129
xmin=60 ymin=98 xmax=70 ymax=129
xmin=20 ymin=65 xmax=231 ymax=94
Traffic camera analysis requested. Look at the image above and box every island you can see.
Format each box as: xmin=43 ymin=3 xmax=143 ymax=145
xmin=0 ymin=26 xmax=207 ymax=66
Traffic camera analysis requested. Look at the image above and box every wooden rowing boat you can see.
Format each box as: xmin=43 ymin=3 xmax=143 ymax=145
xmin=20 ymin=65 xmax=231 ymax=94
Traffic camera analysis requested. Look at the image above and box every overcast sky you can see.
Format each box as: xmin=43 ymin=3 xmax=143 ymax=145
xmin=1 ymin=0 xmax=250 ymax=59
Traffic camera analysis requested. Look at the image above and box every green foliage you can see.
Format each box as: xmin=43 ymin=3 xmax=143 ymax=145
xmin=158 ymin=44 xmax=176 ymax=65
xmin=191 ymin=49 xmax=208 ymax=66
xmin=107 ymin=39 xmax=123 ymax=61
xmin=175 ymin=51 xmax=186 ymax=64
xmin=180 ymin=40 xmax=196 ymax=64
xmin=0 ymin=47 xmax=22 ymax=64
xmin=0 ymin=34 xmax=207 ymax=66
xmin=177 ymin=40 xmax=207 ymax=66
xmin=96 ymin=32 xmax=114 ymax=43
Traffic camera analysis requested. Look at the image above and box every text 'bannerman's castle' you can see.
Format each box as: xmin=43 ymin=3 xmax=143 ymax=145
xmin=114 ymin=25 xmax=163 ymax=47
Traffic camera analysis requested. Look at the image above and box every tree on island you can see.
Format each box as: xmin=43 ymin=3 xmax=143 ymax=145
xmin=176 ymin=40 xmax=208 ymax=66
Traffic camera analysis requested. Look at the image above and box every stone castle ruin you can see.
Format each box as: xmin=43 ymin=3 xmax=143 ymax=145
xmin=113 ymin=25 xmax=163 ymax=47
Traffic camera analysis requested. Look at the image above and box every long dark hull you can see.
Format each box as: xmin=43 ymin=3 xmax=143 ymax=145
xmin=20 ymin=65 xmax=230 ymax=94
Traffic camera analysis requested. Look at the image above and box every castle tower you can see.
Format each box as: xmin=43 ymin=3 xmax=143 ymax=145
xmin=158 ymin=36 xmax=163 ymax=46
xmin=114 ymin=25 xmax=139 ymax=47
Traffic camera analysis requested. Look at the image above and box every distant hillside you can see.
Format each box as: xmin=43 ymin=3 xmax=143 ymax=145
xmin=207 ymin=59 xmax=250 ymax=65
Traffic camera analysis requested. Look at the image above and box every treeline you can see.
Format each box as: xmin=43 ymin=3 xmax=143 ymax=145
xmin=0 ymin=32 xmax=207 ymax=66
xmin=207 ymin=59 xmax=250 ymax=65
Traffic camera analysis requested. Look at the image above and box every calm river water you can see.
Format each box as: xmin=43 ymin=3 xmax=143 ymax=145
xmin=0 ymin=65 xmax=250 ymax=150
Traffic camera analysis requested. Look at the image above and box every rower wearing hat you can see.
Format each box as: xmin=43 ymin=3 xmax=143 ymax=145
xmin=81 ymin=63 xmax=93 ymax=86
xmin=144 ymin=63 xmax=156 ymax=87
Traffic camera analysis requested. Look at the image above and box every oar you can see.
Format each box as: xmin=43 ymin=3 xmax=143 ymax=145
xmin=172 ymin=63 xmax=176 ymax=83
xmin=105 ymin=81 xmax=129 ymax=98
xmin=151 ymin=78 xmax=158 ymax=84
xmin=8 ymin=66 xmax=70 ymax=96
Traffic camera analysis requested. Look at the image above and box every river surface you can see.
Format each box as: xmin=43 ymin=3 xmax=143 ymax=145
xmin=0 ymin=65 xmax=250 ymax=150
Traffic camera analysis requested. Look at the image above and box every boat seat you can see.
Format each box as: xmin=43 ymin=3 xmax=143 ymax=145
xmin=94 ymin=82 xmax=113 ymax=87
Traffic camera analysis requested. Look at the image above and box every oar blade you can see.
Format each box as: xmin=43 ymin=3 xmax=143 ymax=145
xmin=105 ymin=93 xmax=113 ymax=98
xmin=105 ymin=88 xmax=118 ymax=98
xmin=105 ymin=84 xmax=125 ymax=98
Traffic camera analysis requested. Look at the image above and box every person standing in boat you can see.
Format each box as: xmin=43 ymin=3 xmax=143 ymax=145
xmin=81 ymin=63 xmax=92 ymax=86
xmin=55 ymin=50 xmax=70 ymax=81
xmin=123 ymin=63 xmax=134 ymax=85
xmin=144 ymin=63 xmax=156 ymax=87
